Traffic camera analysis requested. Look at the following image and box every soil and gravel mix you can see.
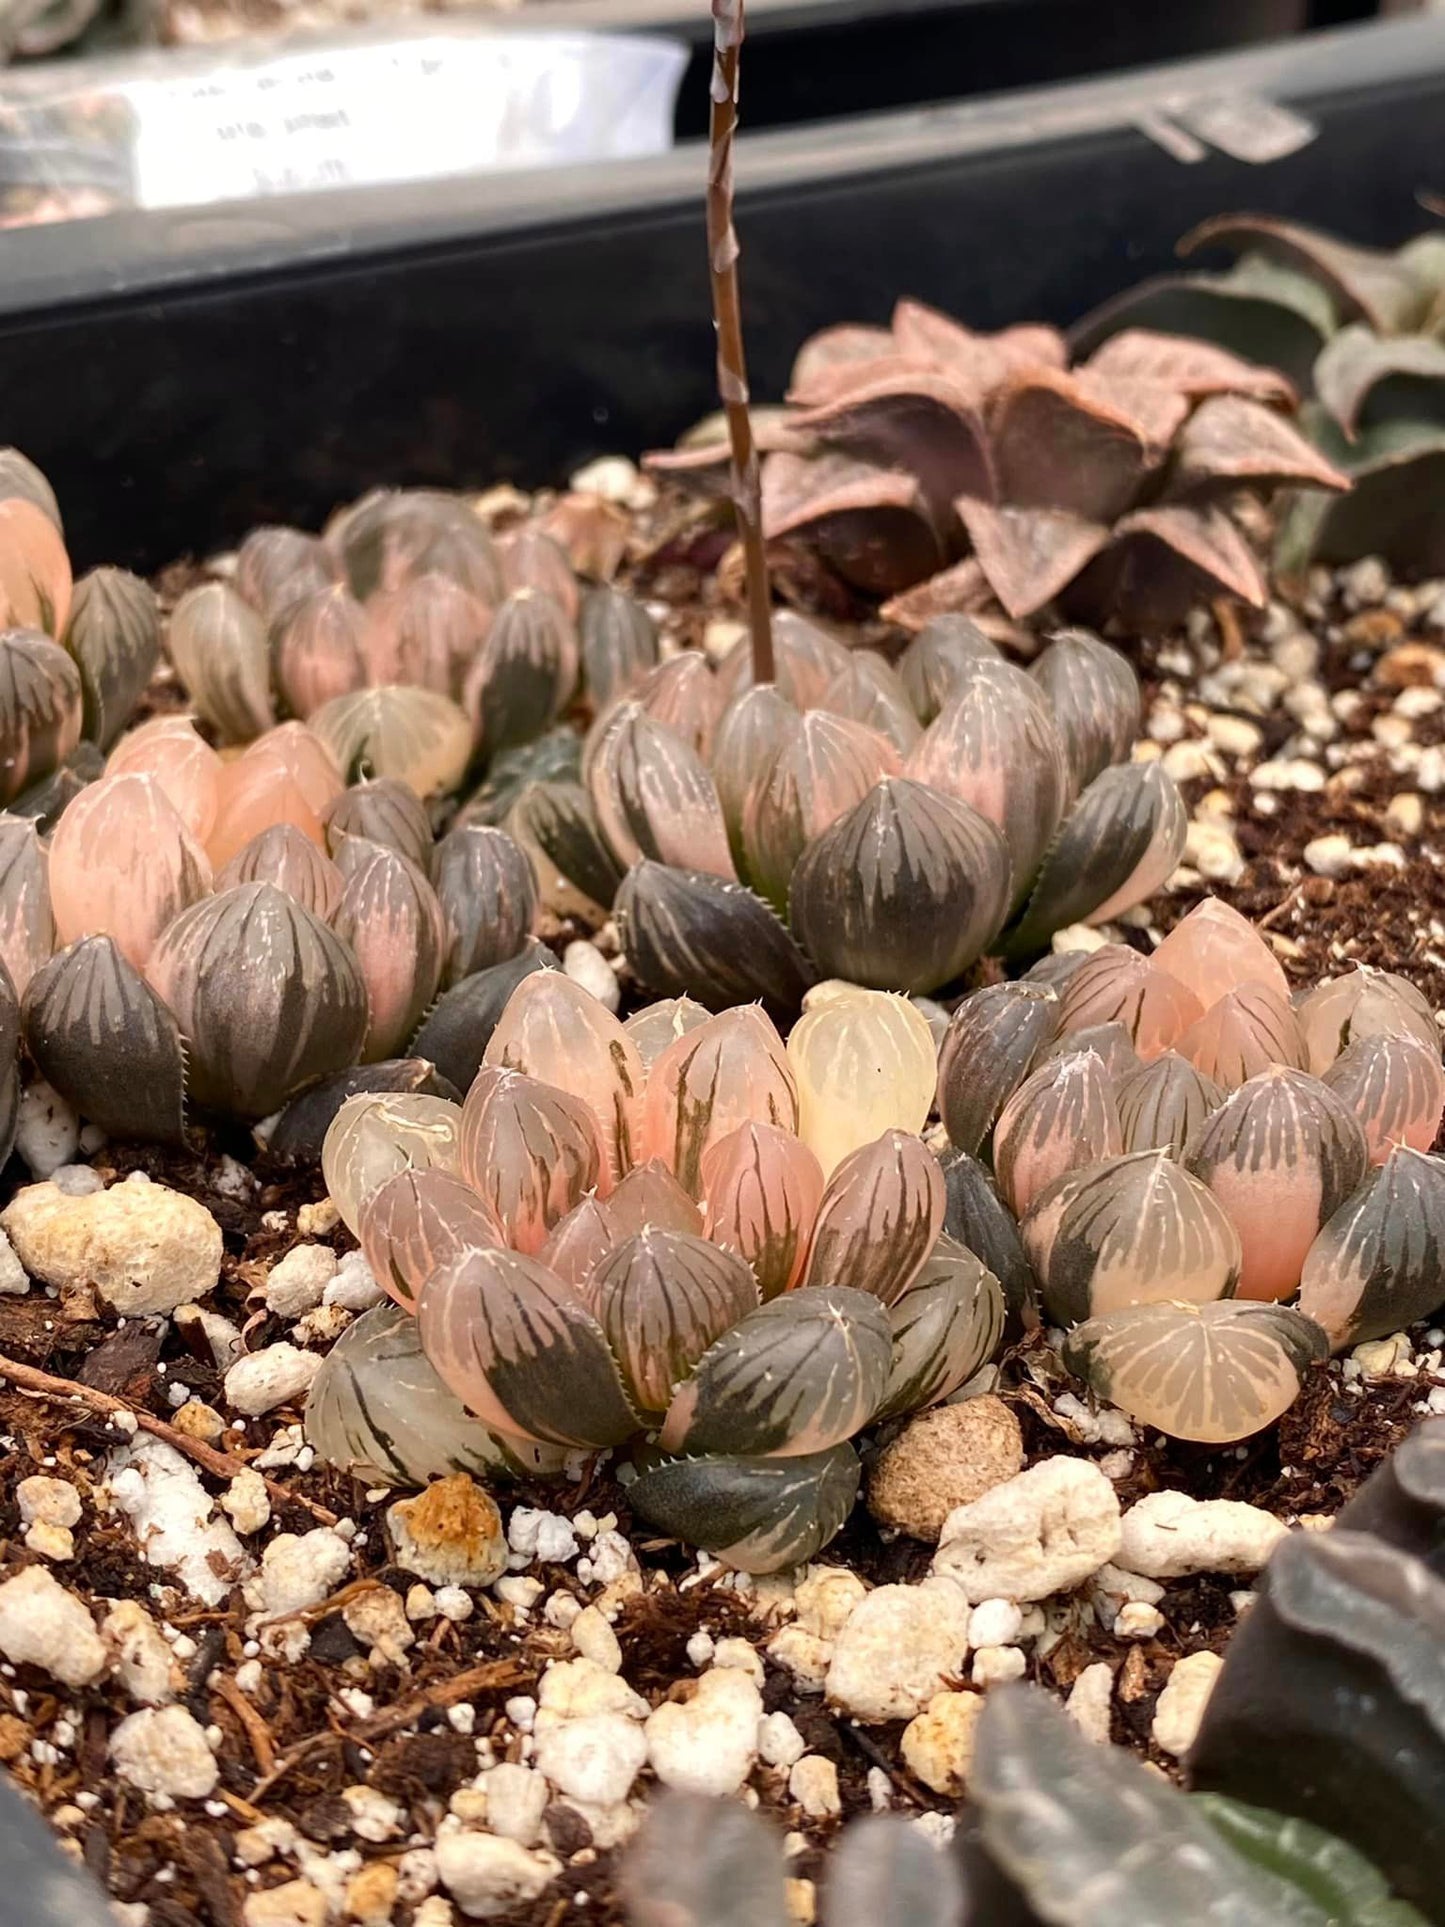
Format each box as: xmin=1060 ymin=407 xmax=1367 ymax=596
xmin=0 ymin=466 xmax=1440 ymax=1927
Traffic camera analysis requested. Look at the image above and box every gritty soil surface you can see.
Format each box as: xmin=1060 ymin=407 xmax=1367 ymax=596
xmin=1 ymin=477 xmax=1441 ymax=1926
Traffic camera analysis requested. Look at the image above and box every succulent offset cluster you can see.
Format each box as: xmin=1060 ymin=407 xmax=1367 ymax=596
xmin=519 ymin=616 xmax=1185 ymax=1004
xmin=5 ymin=706 xmax=541 ymax=1132
xmin=937 ymin=898 xmax=1445 ymax=1442
xmin=651 ymin=299 xmax=1346 ymax=630
xmin=165 ymin=486 xmax=656 ymax=796
xmin=307 ymin=972 xmax=1004 ymax=1571
xmin=0 ymin=447 xmax=161 ymax=821
xmin=1075 ymin=213 xmax=1445 ymax=576
xmin=0 ymin=446 xmax=167 ymax=1166
xmin=621 ymin=1420 xmax=1445 ymax=1927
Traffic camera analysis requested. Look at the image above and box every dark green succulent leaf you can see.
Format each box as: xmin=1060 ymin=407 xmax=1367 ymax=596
xmin=0 ymin=1062 xmax=17 ymax=1170
xmin=62 ymin=568 xmax=161 ymax=752
xmin=324 ymin=778 xmax=434 ymax=875
xmin=261 ymin=1057 xmax=462 ymax=1164
xmin=1178 ymin=214 xmax=1424 ymax=334
xmin=1190 ymin=1527 xmax=1445 ymax=1922
xmin=875 ymin=1236 xmax=1005 ymax=1422
xmin=1306 ymin=434 xmax=1445 ymax=575
xmin=1193 ymin=1796 xmax=1427 ymax=1927
xmin=591 ymin=1229 xmax=759 ymax=1419
xmin=971 ymin=1685 xmax=1398 ymax=1927
xmin=579 ymin=585 xmax=660 ymax=712
xmin=0 ymin=954 xmax=17 ymax=1069
xmin=627 ymin=1442 xmax=861 ymax=1573
xmin=658 ymin=1285 xmax=892 ymax=1459
xmin=456 ymin=726 xmax=582 ymax=828
xmin=616 ymin=861 xmax=815 ymax=1022
xmin=408 ymin=941 xmax=558 ymax=1097
xmin=1069 ymin=258 xmax=1337 ymax=390
xmin=148 ymin=882 xmax=369 ymax=1119
xmin=8 ymin=742 xmax=102 ymax=835
xmin=466 ymin=588 xmax=579 ymax=763
xmin=1029 ymin=629 xmax=1141 ymax=797
xmin=23 ymin=935 xmax=187 ymax=1146
xmin=1315 ymin=325 xmax=1445 ymax=438
xmin=938 ymin=982 xmax=1060 ymax=1156
xmin=1298 ymin=1149 xmax=1445 ymax=1353
xmin=1003 ymin=761 xmax=1186 ymax=959
xmin=305 ymin=1302 xmax=568 ymax=1486
xmin=433 ymin=823 xmax=537 ymax=985
xmin=941 ymin=1148 xmax=1040 ymax=1330
xmin=788 ymin=778 xmax=1011 ymax=996
xmin=511 ymin=779 xmax=625 ymax=914
xmin=0 ymin=628 xmax=83 ymax=808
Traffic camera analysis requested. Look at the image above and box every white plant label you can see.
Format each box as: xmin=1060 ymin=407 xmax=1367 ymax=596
xmin=122 ymin=30 xmax=686 ymax=210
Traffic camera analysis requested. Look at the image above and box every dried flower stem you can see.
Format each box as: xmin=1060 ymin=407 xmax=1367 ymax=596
xmin=708 ymin=0 xmax=774 ymax=684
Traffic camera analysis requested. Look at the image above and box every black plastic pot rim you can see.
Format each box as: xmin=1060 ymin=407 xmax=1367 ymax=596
xmin=2 ymin=11 xmax=1441 ymax=321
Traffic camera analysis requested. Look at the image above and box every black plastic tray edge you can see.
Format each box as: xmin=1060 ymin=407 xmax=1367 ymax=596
xmin=2 ymin=11 xmax=1432 ymax=317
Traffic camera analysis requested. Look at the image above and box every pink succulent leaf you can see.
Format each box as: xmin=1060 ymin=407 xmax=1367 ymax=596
xmin=21 ymin=933 xmax=188 ymax=1146
xmin=416 ymin=1246 xmax=639 ymax=1449
xmin=1186 ymin=1068 xmax=1368 ymax=1302
xmin=1071 ymin=504 xmax=1268 ymax=632
xmin=1065 ymin=368 xmax=1186 ymax=452
xmin=657 ymin=1285 xmax=892 ymax=1459
xmin=1082 ymin=328 xmax=1296 ymax=406
xmin=1166 ymin=394 xmax=1351 ymax=498
xmin=955 ymin=496 xmax=1112 ymax=620
xmin=878 ymin=557 xmax=993 ymax=633
xmin=988 ymin=367 xmax=1156 ymax=522
xmin=787 ymin=322 xmax=898 ymax=407
xmin=761 ymin=450 xmax=945 ymax=597
xmin=789 ymin=370 xmax=994 ymax=525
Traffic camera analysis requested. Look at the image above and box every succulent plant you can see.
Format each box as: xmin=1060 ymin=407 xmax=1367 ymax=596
xmin=307 ymin=975 xmax=1004 ymax=1571
xmin=650 ymin=298 xmax=1345 ymax=630
xmin=525 ymin=620 xmax=1184 ymax=1005
xmin=1073 ymin=213 xmax=1445 ymax=576
xmin=13 ymin=711 xmax=542 ymax=1133
xmin=159 ymin=488 xmax=660 ymax=801
xmin=0 ymin=451 xmax=158 ymax=818
xmin=936 ymin=897 xmax=1445 ymax=1441
xmin=621 ymin=1423 xmax=1445 ymax=1927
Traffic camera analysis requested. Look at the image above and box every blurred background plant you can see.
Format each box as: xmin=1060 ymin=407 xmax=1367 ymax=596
xmin=1073 ymin=212 xmax=1445 ymax=579
xmin=649 ymin=301 xmax=1348 ymax=634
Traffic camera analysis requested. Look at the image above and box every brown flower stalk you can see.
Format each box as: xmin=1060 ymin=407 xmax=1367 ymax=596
xmin=708 ymin=0 xmax=774 ymax=684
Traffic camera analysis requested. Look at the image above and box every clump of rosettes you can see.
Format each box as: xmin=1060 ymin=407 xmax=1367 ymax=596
xmin=938 ymin=897 xmax=1445 ymax=1442
xmin=0 ymin=449 xmax=159 ymax=822
xmin=308 ymin=975 xmax=1004 ymax=1572
xmin=159 ymin=487 xmax=660 ymax=800
xmin=648 ymin=298 xmax=1344 ymax=629
xmin=522 ymin=619 xmax=1184 ymax=1006
xmin=14 ymin=707 xmax=543 ymax=1133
